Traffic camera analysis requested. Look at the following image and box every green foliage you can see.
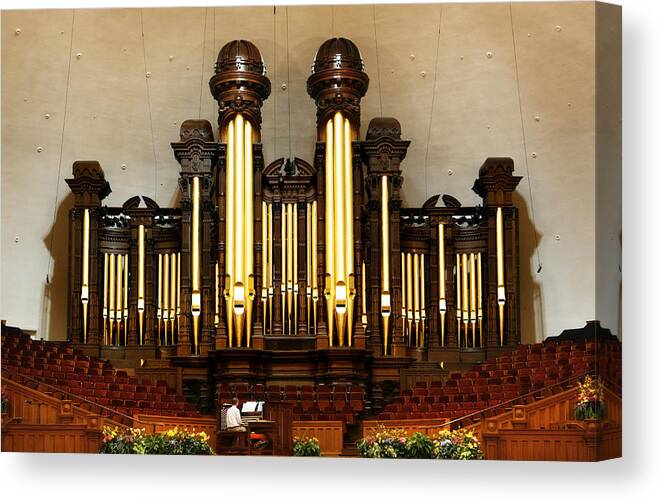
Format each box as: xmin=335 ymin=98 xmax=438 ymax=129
xmin=100 ymin=426 xmax=214 ymax=455
xmin=292 ymin=436 xmax=322 ymax=457
xmin=357 ymin=425 xmax=484 ymax=460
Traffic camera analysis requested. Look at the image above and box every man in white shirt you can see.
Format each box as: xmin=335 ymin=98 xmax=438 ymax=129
xmin=226 ymin=397 xmax=247 ymax=432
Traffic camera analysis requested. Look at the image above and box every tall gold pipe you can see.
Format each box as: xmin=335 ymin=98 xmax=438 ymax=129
xmin=281 ymin=203 xmax=286 ymax=337
xmin=325 ymin=119 xmax=335 ymax=346
xmin=225 ymin=120 xmax=235 ymax=348
xmin=123 ymin=254 xmax=128 ymax=346
xmin=170 ymin=252 xmax=176 ymax=341
xmin=287 ymin=203 xmax=293 ymax=335
xmin=268 ymin=203 xmax=273 ymax=334
xmin=344 ymin=118 xmax=354 ymax=348
xmin=163 ymin=253 xmax=170 ymax=344
xmin=477 ymin=252 xmax=483 ymax=347
xmin=469 ymin=252 xmax=476 ymax=347
xmin=157 ymin=253 xmax=162 ymax=344
xmin=401 ymin=252 xmax=407 ymax=343
xmin=215 ymin=261 xmax=220 ymax=327
xmin=103 ymin=253 xmax=108 ymax=345
xmin=420 ymin=253 xmax=426 ymax=348
xmin=438 ymin=224 xmax=446 ymax=347
xmin=191 ymin=176 xmax=201 ymax=353
xmin=306 ymin=202 xmax=312 ymax=335
xmin=293 ymin=202 xmax=299 ymax=335
xmin=138 ymin=225 xmax=145 ymax=344
xmin=233 ymin=115 xmax=245 ymax=348
xmin=361 ymin=261 xmax=367 ymax=327
xmin=406 ymin=252 xmax=413 ymax=344
xmin=496 ymin=207 xmax=506 ymax=346
xmin=262 ymin=201 xmax=268 ymax=332
xmin=244 ymin=119 xmax=254 ymax=347
xmin=177 ymin=251 xmax=181 ymax=341
xmin=116 ymin=252 xmax=123 ymax=345
xmin=380 ymin=176 xmax=391 ymax=354
xmin=311 ymin=200 xmax=318 ymax=336
xmin=462 ymin=253 xmax=469 ymax=347
xmin=413 ymin=253 xmax=420 ymax=347
xmin=81 ymin=209 xmax=90 ymax=343
xmin=333 ymin=112 xmax=347 ymax=346
xmin=109 ymin=253 xmax=115 ymax=345
xmin=456 ymin=254 xmax=461 ymax=346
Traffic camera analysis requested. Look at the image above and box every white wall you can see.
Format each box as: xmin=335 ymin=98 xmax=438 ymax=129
xmin=0 ymin=2 xmax=621 ymax=342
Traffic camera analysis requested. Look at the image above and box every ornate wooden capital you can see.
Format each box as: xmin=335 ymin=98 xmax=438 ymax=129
xmin=472 ymin=157 xmax=523 ymax=206
xmin=65 ymin=160 xmax=111 ymax=207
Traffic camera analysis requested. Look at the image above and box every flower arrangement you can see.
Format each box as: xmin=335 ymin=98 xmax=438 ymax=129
xmin=292 ymin=436 xmax=322 ymax=457
xmin=575 ymin=375 xmax=605 ymax=420
xmin=432 ymin=429 xmax=484 ymax=460
xmin=357 ymin=425 xmax=484 ymax=460
xmin=100 ymin=426 xmax=214 ymax=455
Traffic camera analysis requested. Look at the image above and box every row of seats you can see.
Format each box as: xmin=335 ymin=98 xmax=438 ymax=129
xmin=2 ymin=328 xmax=199 ymax=423
xmin=376 ymin=339 xmax=621 ymax=424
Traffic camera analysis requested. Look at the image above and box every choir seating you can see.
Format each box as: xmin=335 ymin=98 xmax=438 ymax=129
xmin=1 ymin=327 xmax=200 ymax=425
xmin=374 ymin=338 xmax=621 ymax=428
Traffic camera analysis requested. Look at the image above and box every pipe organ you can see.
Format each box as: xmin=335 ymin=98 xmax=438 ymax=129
xmin=66 ymin=38 xmax=522 ymax=368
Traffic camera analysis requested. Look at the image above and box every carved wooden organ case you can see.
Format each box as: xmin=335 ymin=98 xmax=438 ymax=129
xmin=66 ymin=38 xmax=522 ymax=360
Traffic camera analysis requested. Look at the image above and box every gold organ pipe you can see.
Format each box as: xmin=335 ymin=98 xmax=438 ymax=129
xmin=413 ymin=253 xmax=420 ymax=347
xmin=138 ymin=225 xmax=145 ymax=344
xmin=333 ymin=112 xmax=347 ymax=347
xmin=438 ymin=223 xmax=446 ymax=347
xmin=116 ymin=252 xmax=123 ymax=344
xmin=281 ymin=203 xmax=286 ymax=337
xmin=225 ymin=120 xmax=235 ymax=348
xmin=470 ymin=252 xmax=476 ymax=347
xmin=306 ymin=202 xmax=312 ymax=335
xmin=293 ymin=202 xmax=298 ymax=335
xmin=244 ymin=119 xmax=254 ymax=347
xmin=456 ymin=254 xmax=461 ymax=344
xmin=311 ymin=200 xmax=318 ymax=336
xmin=170 ymin=252 xmax=176 ymax=340
xmin=176 ymin=251 xmax=181 ymax=338
xmin=477 ymin=252 xmax=483 ymax=346
xmin=406 ymin=252 xmax=413 ymax=343
xmin=157 ymin=253 xmax=162 ymax=343
xmin=324 ymin=119 xmax=335 ymax=346
xmin=344 ymin=118 xmax=354 ymax=348
xmin=163 ymin=253 xmax=170 ymax=344
xmin=496 ymin=207 xmax=505 ymax=346
xmin=401 ymin=252 xmax=406 ymax=342
xmin=380 ymin=176 xmax=391 ymax=355
xmin=420 ymin=253 xmax=426 ymax=348
xmin=103 ymin=253 xmax=108 ymax=345
xmin=109 ymin=254 xmax=115 ymax=345
xmin=287 ymin=203 xmax=293 ymax=335
xmin=268 ymin=203 xmax=273 ymax=333
xmin=123 ymin=254 xmax=128 ymax=346
xmin=262 ymin=201 xmax=268 ymax=331
xmin=81 ymin=209 xmax=90 ymax=343
xmin=361 ymin=261 xmax=367 ymax=327
xmin=462 ymin=253 xmax=469 ymax=346
xmin=215 ymin=261 xmax=220 ymax=326
xmin=191 ymin=175 xmax=201 ymax=353
xmin=232 ymin=115 xmax=245 ymax=347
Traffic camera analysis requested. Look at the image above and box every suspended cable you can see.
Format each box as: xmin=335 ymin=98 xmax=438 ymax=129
xmin=46 ymin=9 xmax=76 ymax=283
xmin=140 ymin=9 xmax=158 ymax=200
xmin=509 ymin=3 xmax=542 ymax=273
xmin=286 ymin=6 xmax=292 ymax=159
xmin=422 ymin=5 xmax=444 ymax=200
xmin=372 ymin=5 xmax=383 ymax=117
xmin=198 ymin=7 xmax=209 ymax=120
xmin=273 ymin=6 xmax=277 ymax=156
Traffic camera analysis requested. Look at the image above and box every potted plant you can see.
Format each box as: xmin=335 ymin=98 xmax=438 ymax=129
xmin=575 ymin=375 xmax=605 ymax=420
xmin=292 ymin=436 xmax=321 ymax=457
xmin=432 ymin=429 xmax=484 ymax=460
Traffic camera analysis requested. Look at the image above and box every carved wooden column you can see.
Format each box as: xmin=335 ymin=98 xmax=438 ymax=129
xmin=171 ymin=119 xmax=218 ymax=356
xmin=361 ymin=118 xmax=410 ymax=357
xmin=65 ymin=161 xmax=111 ymax=346
xmin=472 ymin=157 xmax=522 ymax=348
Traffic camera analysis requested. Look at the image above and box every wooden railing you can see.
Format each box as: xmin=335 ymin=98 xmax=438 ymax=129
xmin=292 ymin=421 xmax=344 ymax=456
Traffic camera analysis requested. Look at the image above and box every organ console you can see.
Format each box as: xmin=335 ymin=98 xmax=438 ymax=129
xmin=65 ymin=38 xmax=522 ymax=390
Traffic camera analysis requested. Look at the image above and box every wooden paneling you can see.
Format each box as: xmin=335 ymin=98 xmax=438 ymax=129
xmin=362 ymin=417 xmax=449 ymax=438
xmin=2 ymin=422 xmax=103 ymax=453
xmin=293 ymin=420 xmax=344 ymax=457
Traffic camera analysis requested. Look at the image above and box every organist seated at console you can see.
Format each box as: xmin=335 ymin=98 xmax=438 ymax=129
xmin=226 ymin=397 xmax=247 ymax=432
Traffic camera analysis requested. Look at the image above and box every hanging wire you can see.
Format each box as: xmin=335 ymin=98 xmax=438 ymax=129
xmin=372 ymin=5 xmax=383 ymax=117
xmin=273 ymin=6 xmax=277 ymax=157
xmin=46 ymin=9 xmax=76 ymax=283
xmin=286 ymin=6 xmax=292 ymax=159
xmin=422 ymin=5 xmax=444 ymax=201
xmin=197 ymin=7 xmax=209 ymax=120
xmin=509 ymin=3 xmax=542 ymax=273
xmin=140 ymin=9 xmax=159 ymax=200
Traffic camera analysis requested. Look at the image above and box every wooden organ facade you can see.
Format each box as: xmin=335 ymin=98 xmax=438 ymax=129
xmin=65 ymin=38 xmax=522 ymax=410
